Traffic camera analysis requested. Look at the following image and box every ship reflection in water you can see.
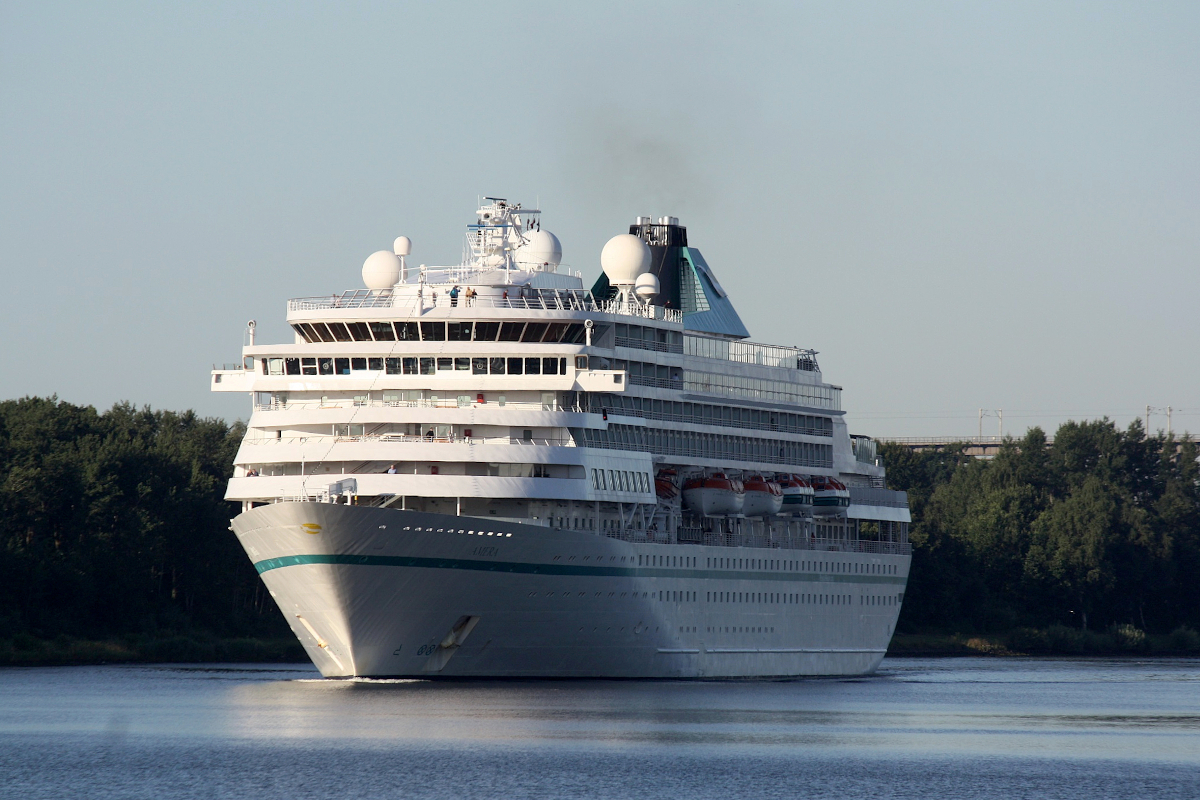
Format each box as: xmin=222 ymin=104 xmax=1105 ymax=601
xmin=2 ymin=657 xmax=1199 ymax=799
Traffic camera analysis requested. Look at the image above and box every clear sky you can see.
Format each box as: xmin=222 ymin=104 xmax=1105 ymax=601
xmin=2 ymin=2 xmax=1197 ymax=439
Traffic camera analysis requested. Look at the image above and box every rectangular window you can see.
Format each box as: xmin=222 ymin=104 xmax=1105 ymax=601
xmin=402 ymin=357 xmax=417 ymax=375
xmin=285 ymin=358 xmax=301 ymax=376
xmin=455 ymin=357 xmax=470 ymax=371
xmin=369 ymin=321 xmax=395 ymax=341
xmin=302 ymin=357 xmax=317 ymax=375
xmin=394 ymin=322 xmax=419 ymax=341
xmin=347 ymin=322 xmax=372 ymax=341
xmin=310 ymin=323 xmax=336 ymax=343
xmin=575 ymin=355 xmax=588 ymax=370
xmin=419 ymin=357 xmax=435 ymax=375
xmin=267 ymin=358 xmax=284 ymax=376
xmin=335 ymin=358 xmax=351 ymax=374
xmin=525 ymin=357 xmax=541 ymax=375
xmin=474 ymin=322 xmax=500 ymax=341
xmin=421 ymin=321 xmax=445 ymax=341
xmin=318 ymin=358 xmax=334 ymax=375
xmin=447 ymin=322 xmax=473 ymax=341
xmin=328 ymin=323 xmax=353 ymax=342
xmin=507 ymin=358 xmax=523 ymax=375
xmin=521 ymin=323 xmax=548 ymax=342
xmin=541 ymin=392 xmax=555 ymax=410
xmin=351 ymin=357 xmax=367 ymax=371
xmin=472 ymin=358 xmax=488 ymax=375
xmin=542 ymin=322 xmax=568 ymax=343
xmin=437 ymin=357 xmax=452 ymax=371
xmin=368 ymin=357 xmax=383 ymax=371
xmin=498 ymin=322 xmax=524 ymax=341
xmin=543 ymin=357 xmax=558 ymax=375
xmin=489 ymin=357 xmax=505 ymax=374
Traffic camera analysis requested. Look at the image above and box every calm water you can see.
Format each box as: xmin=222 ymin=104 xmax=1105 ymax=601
xmin=2 ymin=657 xmax=1198 ymax=799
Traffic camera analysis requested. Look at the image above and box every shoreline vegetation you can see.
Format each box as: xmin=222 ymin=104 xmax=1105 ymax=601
xmin=2 ymin=396 xmax=1200 ymax=667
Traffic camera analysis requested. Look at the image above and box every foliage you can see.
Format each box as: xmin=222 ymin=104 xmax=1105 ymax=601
xmin=881 ymin=419 xmax=1200 ymax=635
xmin=0 ymin=396 xmax=286 ymax=640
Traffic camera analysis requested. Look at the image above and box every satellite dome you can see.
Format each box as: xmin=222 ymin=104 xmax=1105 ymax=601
xmin=362 ymin=250 xmax=401 ymax=290
xmin=600 ymin=234 xmax=651 ymax=285
xmin=516 ymin=229 xmax=562 ymax=269
xmin=634 ymin=272 xmax=660 ymax=299
xmin=393 ymin=236 xmax=412 ymax=256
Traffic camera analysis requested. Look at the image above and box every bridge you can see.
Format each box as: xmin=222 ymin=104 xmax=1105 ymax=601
xmin=874 ymin=436 xmax=1023 ymax=458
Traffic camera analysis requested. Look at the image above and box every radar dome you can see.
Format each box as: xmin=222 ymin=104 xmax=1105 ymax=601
xmin=600 ymin=234 xmax=651 ymax=285
xmin=362 ymin=250 xmax=401 ymax=290
xmin=393 ymin=236 xmax=412 ymax=256
xmin=516 ymin=229 xmax=562 ymax=269
xmin=634 ymin=272 xmax=660 ymax=299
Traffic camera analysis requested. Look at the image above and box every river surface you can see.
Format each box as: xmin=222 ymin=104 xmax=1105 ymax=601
xmin=1 ymin=657 xmax=1198 ymax=799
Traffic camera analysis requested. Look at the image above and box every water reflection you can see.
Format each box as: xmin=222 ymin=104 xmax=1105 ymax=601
xmin=3 ymin=658 xmax=1199 ymax=799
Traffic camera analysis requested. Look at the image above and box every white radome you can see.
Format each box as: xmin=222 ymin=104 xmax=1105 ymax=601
xmin=516 ymin=229 xmax=562 ymax=269
xmin=393 ymin=236 xmax=412 ymax=256
xmin=600 ymin=234 xmax=651 ymax=285
xmin=635 ymin=272 xmax=660 ymax=299
xmin=362 ymin=250 xmax=401 ymax=290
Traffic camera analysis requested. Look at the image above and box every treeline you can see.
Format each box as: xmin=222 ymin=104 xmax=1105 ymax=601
xmin=4 ymin=396 xmax=1198 ymax=658
xmin=0 ymin=396 xmax=287 ymax=646
xmin=882 ymin=420 xmax=1200 ymax=637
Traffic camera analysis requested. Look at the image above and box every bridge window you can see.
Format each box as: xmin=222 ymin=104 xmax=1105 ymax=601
xmin=521 ymin=323 xmax=548 ymax=342
xmin=447 ymin=322 xmax=472 ymax=341
xmin=370 ymin=321 xmax=395 ymax=341
xmin=474 ymin=322 xmax=500 ymax=341
xmin=347 ymin=322 xmax=371 ymax=341
xmin=394 ymin=322 xmax=419 ymax=341
xmin=498 ymin=322 xmax=524 ymax=341
xmin=420 ymin=321 xmax=445 ymax=341
xmin=328 ymin=323 xmax=353 ymax=342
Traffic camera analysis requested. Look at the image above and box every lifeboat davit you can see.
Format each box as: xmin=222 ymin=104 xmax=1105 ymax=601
xmin=742 ymin=475 xmax=784 ymax=516
xmin=778 ymin=475 xmax=815 ymax=516
xmin=682 ymin=472 xmax=744 ymax=516
xmin=655 ymin=469 xmax=679 ymax=500
xmin=809 ymin=475 xmax=851 ymax=516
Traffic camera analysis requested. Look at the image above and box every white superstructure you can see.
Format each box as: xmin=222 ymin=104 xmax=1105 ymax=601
xmin=212 ymin=198 xmax=911 ymax=678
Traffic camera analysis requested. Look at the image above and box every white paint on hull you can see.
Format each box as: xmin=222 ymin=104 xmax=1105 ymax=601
xmin=234 ymin=502 xmax=909 ymax=679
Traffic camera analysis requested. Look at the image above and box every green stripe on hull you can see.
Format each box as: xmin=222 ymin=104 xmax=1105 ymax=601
xmin=254 ymin=553 xmax=907 ymax=585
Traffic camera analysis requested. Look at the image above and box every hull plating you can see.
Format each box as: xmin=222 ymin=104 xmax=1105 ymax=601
xmin=233 ymin=502 xmax=909 ymax=679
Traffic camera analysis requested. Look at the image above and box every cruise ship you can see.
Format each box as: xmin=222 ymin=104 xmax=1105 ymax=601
xmin=211 ymin=198 xmax=911 ymax=678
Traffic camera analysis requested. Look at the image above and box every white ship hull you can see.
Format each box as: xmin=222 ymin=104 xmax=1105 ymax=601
xmin=235 ymin=502 xmax=910 ymax=679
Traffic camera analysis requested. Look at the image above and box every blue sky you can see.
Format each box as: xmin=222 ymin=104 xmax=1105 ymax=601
xmin=2 ymin=2 xmax=1197 ymax=437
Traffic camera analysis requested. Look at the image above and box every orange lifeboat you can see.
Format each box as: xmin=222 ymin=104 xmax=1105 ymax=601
xmin=809 ymin=475 xmax=851 ymax=516
xmin=778 ymin=474 xmax=815 ymax=516
xmin=654 ymin=469 xmax=679 ymax=500
xmin=682 ymin=472 xmax=744 ymax=516
xmin=742 ymin=475 xmax=784 ymax=516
